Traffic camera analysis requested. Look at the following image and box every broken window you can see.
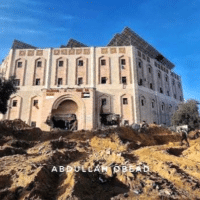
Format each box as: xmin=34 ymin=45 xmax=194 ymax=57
xmin=78 ymin=77 xmax=83 ymax=85
xmin=101 ymin=59 xmax=106 ymax=65
xmin=58 ymin=78 xmax=63 ymax=85
xmin=33 ymin=100 xmax=38 ymax=106
xmin=121 ymin=59 xmax=126 ymax=65
xmin=123 ymin=98 xmax=128 ymax=105
xmin=101 ymin=77 xmax=107 ymax=84
xmin=35 ymin=79 xmax=40 ymax=85
xmin=59 ymin=61 xmax=63 ymax=67
xmin=37 ymin=61 xmax=42 ymax=67
xmin=122 ymin=77 xmax=127 ymax=84
xmin=12 ymin=100 xmax=17 ymax=107
xmin=78 ymin=60 xmax=83 ymax=66
xmin=124 ymin=120 xmax=129 ymax=126
xmin=18 ymin=62 xmax=22 ymax=68
xmin=31 ymin=121 xmax=36 ymax=127
xmin=101 ymin=98 xmax=106 ymax=106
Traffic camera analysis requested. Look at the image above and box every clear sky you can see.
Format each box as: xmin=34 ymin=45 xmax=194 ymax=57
xmin=0 ymin=0 xmax=200 ymax=102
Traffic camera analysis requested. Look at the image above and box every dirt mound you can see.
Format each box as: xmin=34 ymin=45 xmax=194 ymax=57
xmin=0 ymin=121 xmax=199 ymax=199
xmin=0 ymin=119 xmax=30 ymax=130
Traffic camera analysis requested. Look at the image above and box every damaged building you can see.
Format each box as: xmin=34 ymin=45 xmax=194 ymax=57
xmin=0 ymin=27 xmax=183 ymax=130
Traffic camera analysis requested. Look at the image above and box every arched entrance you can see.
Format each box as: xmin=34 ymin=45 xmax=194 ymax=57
xmin=51 ymin=94 xmax=86 ymax=130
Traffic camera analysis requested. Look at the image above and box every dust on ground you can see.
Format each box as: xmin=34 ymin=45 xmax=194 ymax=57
xmin=0 ymin=119 xmax=200 ymax=200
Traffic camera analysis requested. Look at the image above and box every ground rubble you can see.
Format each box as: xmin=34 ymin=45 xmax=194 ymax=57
xmin=0 ymin=120 xmax=200 ymax=199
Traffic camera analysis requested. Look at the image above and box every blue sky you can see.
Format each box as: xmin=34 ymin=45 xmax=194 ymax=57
xmin=0 ymin=0 xmax=200 ymax=102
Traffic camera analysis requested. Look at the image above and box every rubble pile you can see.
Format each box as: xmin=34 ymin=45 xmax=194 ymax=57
xmin=0 ymin=122 xmax=199 ymax=199
xmin=0 ymin=119 xmax=30 ymax=130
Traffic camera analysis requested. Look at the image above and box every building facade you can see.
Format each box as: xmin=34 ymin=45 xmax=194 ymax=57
xmin=0 ymin=27 xmax=183 ymax=130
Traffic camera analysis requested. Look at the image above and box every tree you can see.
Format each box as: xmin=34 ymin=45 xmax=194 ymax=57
xmin=171 ymin=99 xmax=200 ymax=130
xmin=0 ymin=76 xmax=17 ymax=114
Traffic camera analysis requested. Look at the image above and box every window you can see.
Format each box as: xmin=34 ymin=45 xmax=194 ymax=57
xmin=155 ymin=62 xmax=157 ymax=67
xmin=58 ymin=78 xmax=63 ymax=85
xmin=123 ymin=98 xmax=128 ymax=104
xmin=37 ymin=61 xmax=42 ymax=67
xmin=101 ymin=98 xmax=106 ymax=106
xmin=150 ymin=83 xmax=153 ymax=89
xmin=33 ymin=100 xmax=38 ymax=106
xmin=149 ymin=68 xmax=151 ymax=73
xmin=101 ymin=59 xmax=106 ymax=65
xmin=121 ymin=59 xmax=126 ymax=65
xmin=138 ymin=61 xmax=142 ymax=68
xmin=147 ymin=57 xmax=150 ymax=62
xmin=169 ymin=105 xmax=172 ymax=112
xmin=122 ymin=77 xmax=127 ymax=84
xmin=12 ymin=100 xmax=17 ymax=107
xmin=152 ymin=101 xmax=155 ymax=108
xmin=160 ymin=87 xmax=163 ymax=93
xmin=167 ymin=91 xmax=170 ymax=96
xmin=14 ymin=79 xmax=20 ymax=86
xmin=180 ymin=96 xmax=182 ymax=101
xmin=78 ymin=60 xmax=83 ymax=66
xmin=142 ymin=54 xmax=146 ymax=60
xmin=31 ymin=122 xmax=36 ymax=127
xmin=158 ymin=73 xmax=161 ymax=78
xmin=138 ymin=51 xmax=141 ymax=57
xmin=18 ymin=62 xmax=22 ymax=68
xmin=59 ymin=61 xmax=63 ymax=67
xmin=124 ymin=120 xmax=129 ymax=126
xmin=101 ymin=77 xmax=107 ymax=84
xmin=165 ymin=76 xmax=168 ymax=82
xmin=35 ymin=79 xmax=40 ymax=85
xmin=174 ymin=94 xmax=176 ymax=99
xmin=172 ymin=79 xmax=175 ymax=85
xmin=78 ymin=77 xmax=83 ymax=85
xmin=138 ymin=79 xmax=143 ymax=86
xmin=178 ymin=82 xmax=181 ymax=88
xmin=161 ymin=104 xmax=165 ymax=111
xmin=141 ymin=99 xmax=144 ymax=106
xmin=121 ymin=65 xmax=125 ymax=69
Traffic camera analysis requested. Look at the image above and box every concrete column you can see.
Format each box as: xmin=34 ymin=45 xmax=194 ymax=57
xmin=90 ymin=47 xmax=95 ymax=88
xmin=130 ymin=46 xmax=139 ymax=124
xmin=45 ymin=48 xmax=52 ymax=89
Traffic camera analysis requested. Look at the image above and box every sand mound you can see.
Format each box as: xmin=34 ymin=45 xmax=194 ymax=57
xmin=0 ymin=121 xmax=199 ymax=199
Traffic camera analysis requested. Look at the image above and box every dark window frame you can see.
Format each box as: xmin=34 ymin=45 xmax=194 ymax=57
xmin=101 ymin=59 xmax=106 ymax=66
xmin=58 ymin=78 xmax=63 ymax=85
xmin=122 ymin=76 xmax=127 ymax=84
xmin=35 ymin=79 xmax=40 ymax=86
xmin=101 ymin=77 xmax=107 ymax=84
xmin=78 ymin=77 xmax=83 ymax=85
xmin=78 ymin=60 xmax=83 ymax=66
xmin=123 ymin=98 xmax=128 ymax=105
xmin=12 ymin=100 xmax=17 ymax=107
xmin=17 ymin=62 xmax=22 ymax=68
xmin=33 ymin=100 xmax=38 ymax=106
xmin=37 ymin=61 xmax=42 ymax=67
xmin=59 ymin=60 xmax=64 ymax=67
xmin=101 ymin=98 xmax=107 ymax=106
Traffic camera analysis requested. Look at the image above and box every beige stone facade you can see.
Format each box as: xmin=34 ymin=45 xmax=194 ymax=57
xmin=0 ymin=28 xmax=183 ymax=130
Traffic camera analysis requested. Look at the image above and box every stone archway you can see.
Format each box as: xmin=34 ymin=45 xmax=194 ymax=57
xmin=51 ymin=93 xmax=86 ymax=130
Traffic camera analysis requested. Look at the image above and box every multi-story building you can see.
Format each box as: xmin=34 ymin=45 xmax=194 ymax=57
xmin=0 ymin=27 xmax=183 ymax=130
